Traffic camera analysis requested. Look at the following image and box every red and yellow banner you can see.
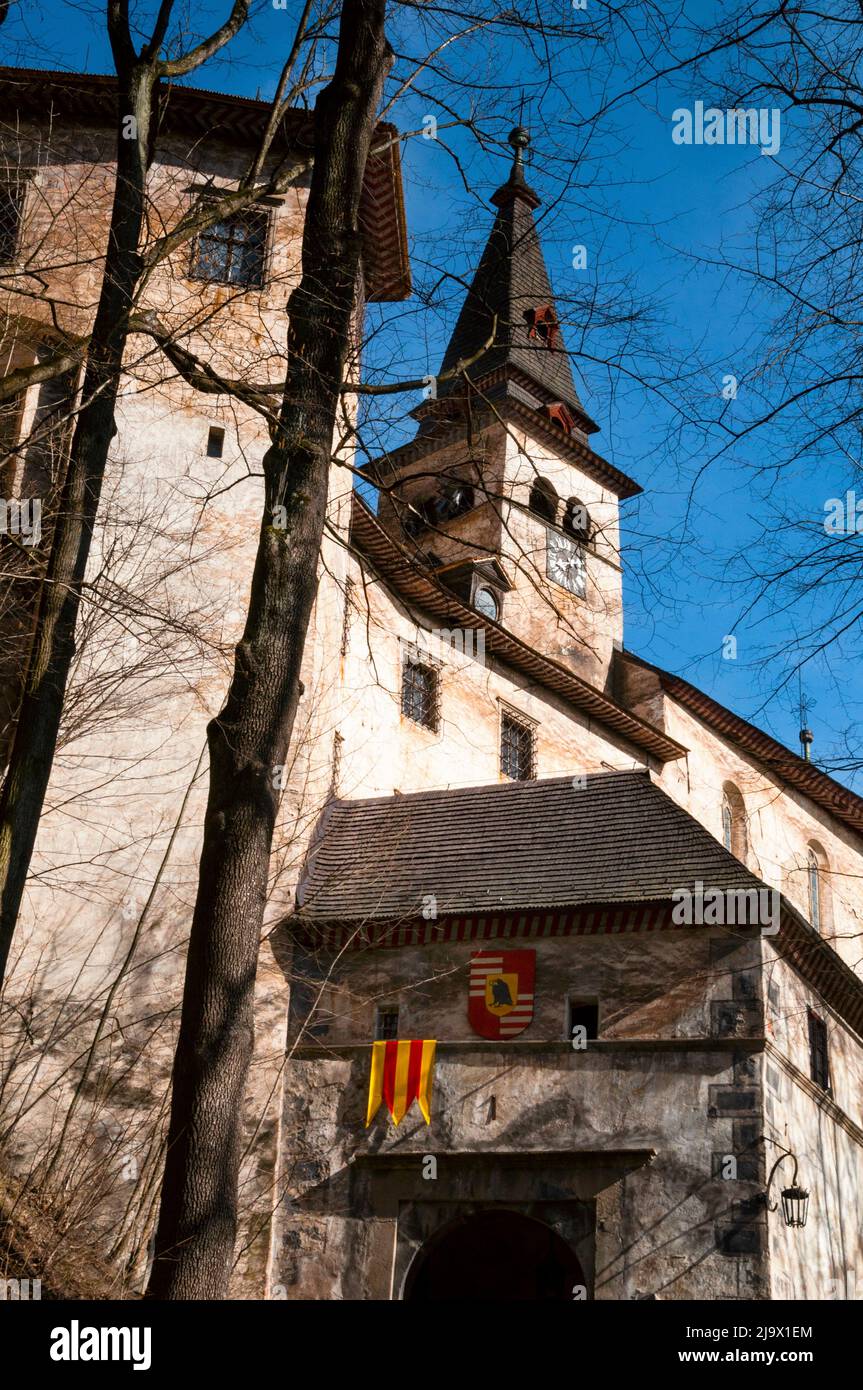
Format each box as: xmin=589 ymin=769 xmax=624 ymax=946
xmin=366 ymin=1039 xmax=436 ymax=1126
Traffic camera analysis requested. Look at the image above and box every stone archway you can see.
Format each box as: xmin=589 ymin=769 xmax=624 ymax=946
xmin=402 ymin=1209 xmax=585 ymax=1301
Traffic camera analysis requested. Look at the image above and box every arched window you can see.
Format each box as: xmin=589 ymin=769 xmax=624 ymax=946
xmin=434 ymin=484 xmax=475 ymax=521
xmin=529 ymin=477 xmax=557 ymax=524
xmin=562 ymin=497 xmax=591 ymax=542
xmin=806 ymin=845 xmax=822 ymax=934
xmin=720 ymin=782 xmax=747 ymax=861
xmin=798 ymin=841 xmax=831 ymax=935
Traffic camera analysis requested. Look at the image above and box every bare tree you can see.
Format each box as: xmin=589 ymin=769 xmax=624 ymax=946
xmin=616 ymin=1 xmax=863 ymax=764
xmin=0 ymin=0 xmax=323 ymax=986
xmin=143 ymin=0 xmax=394 ymax=1301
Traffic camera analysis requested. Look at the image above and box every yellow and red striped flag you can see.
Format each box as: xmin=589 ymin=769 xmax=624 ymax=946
xmin=366 ymin=1039 xmax=436 ymax=1126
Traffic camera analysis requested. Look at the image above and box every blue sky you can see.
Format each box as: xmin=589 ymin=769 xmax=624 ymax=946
xmin=3 ymin=0 xmax=859 ymax=787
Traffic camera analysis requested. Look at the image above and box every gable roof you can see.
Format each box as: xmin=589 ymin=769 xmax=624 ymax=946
xmin=296 ymin=770 xmax=759 ymax=921
xmin=294 ymin=769 xmax=863 ymax=1040
xmin=0 ymin=66 xmax=410 ymax=302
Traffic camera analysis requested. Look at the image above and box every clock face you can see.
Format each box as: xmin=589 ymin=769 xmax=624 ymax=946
xmin=473 ymin=585 xmax=499 ymax=620
xmin=546 ymin=530 xmax=586 ymax=596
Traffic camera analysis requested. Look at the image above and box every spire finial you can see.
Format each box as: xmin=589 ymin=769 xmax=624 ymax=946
xmin=508 ymin=123 xmax=530 ymax=173
xmin=798 ymin=674 xmax=814 ymax=761
xmin=491 ymin=123 xmax=540 ymax=209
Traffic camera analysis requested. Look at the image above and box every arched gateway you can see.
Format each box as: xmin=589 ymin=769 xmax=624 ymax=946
xmin=403 ymin=1210 xmax=585 ymax=1301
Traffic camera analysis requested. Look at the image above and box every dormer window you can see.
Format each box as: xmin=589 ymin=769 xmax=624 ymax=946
xmin=525 ymin=304 xmax=560 ymax=348
xmin=546 ymin=402 xmax=577 ymax=434
xmin=473 ymin=586 xmax=499 ymax=621
xmin=433 ymin=556 xmax=510 ymax=619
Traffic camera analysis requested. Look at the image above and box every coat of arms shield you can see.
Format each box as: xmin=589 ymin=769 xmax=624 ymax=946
xmin=468 ymin=949 xmax=536 ymax=1039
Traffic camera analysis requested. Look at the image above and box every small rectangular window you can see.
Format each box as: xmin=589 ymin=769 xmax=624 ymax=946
xmin=567 ymin=998 xmax=599 ymax=1042
xmin=206 ymin=425 xmax=225 ymax=458
xmin=375 ymin=1008 xmax=399 ymax=1041
xmin=0 ymin=183 xmax=25 ymax=263
xmin=501 ymin=711 xmax=535 ymax=781
xmin=807 ymin=1010 xmax=830 ymax=1091
xmin=191 ymin=208 xmax=269 ymax=288
xmin=402 ymin=658 xmax=438 ymax=731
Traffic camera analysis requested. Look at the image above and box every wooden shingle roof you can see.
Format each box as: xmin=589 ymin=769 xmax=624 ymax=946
xmin=296 ymin=770 xmax=761 ymax=920
xmin=294 ymin=771 xmax=863 ymax=1039
xmin=431 ymin=139 xmax=596 ymax=432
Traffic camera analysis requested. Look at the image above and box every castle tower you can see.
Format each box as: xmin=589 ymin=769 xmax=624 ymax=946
xmin=367 ymin=128 xmax=641 ymax=692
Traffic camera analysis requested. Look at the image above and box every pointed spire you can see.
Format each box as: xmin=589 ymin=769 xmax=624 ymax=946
xmin=430 ymin=126 xmax=596 ymax=431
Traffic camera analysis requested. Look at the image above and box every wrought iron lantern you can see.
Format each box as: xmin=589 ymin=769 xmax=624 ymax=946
xmin=780 ymin=1184 xmax=810 ymax=1229
xmin=764 ymin=1146 xmax=809 ymax=1229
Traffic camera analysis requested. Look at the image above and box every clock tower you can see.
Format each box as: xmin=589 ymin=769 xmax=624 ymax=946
xmin=366 ymin=128 xmax=641 ymax=695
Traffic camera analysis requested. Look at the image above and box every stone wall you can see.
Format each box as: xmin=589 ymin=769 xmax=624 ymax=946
xmin=275 ymin=927 xmax=771 ymax=1299
xmin=0 ymin=114 xmax=321 ymax=1296
xmin=652 ymin=696 xmax=863 ymax=978
xmin=762 ymin=943 xmax=863 ymax=1299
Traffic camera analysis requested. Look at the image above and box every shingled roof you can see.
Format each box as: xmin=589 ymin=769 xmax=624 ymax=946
xmin=296 ymin=770 xmax=760 ymax=921
xmin=431 ymin=129 xmax=596 ymax=431
xmin=294 ymin=770 xmax=863 ymax=1036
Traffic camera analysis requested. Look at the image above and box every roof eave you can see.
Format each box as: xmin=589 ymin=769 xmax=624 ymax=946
xmin=349 ymin=495 xmax=683 ymax=762
xmin=361 ymin=388 xmax=640 ymax=500
xmin=619 ymin=648 xmax=863 ymax=840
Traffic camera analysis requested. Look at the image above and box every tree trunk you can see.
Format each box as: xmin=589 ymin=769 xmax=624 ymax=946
xmin=0 ymin=65 xmax=157 ymax=988
xmin=146 ymin=0 xmax=392 ymax=1300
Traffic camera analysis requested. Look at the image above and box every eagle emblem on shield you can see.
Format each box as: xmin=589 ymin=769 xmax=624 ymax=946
xmin=468 ymin=950 xmax=535 ymax=1039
